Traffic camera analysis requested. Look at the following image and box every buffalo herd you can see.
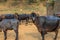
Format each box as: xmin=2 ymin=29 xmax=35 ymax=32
xmin=0 ymin=12 xmax=60 ymax=40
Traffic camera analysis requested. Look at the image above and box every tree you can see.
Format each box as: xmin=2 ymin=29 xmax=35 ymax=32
xmin=46 ymin=0 xmax=56 ymax=15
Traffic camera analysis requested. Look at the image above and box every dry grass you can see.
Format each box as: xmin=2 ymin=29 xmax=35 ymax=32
xmin=0 ymin=3 xmax=46 ymax=15
xmin=0 ymin=23 xmax=60 ymax=40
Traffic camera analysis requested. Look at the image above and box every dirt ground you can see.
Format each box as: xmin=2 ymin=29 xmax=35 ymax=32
xmin=0 ymin=23 xmax=60 ymax=40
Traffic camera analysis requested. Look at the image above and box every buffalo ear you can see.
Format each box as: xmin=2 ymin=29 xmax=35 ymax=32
xmin=14 ymin=14 xmax=18 ymax=19
xmin=14 ymin=13 xmax=19 ymax=19
xmin=36 ymin=13 xmax=39 ymax=17
xmin=33 ymin=12 xmax=39 ymax=16
xmin=15 ymin=13 xmax=18 ymax=15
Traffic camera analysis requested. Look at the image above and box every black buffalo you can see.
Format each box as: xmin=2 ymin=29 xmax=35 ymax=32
xmin=31 ymin=12 xmax=60 ymax=40
xmin=15 ymin=13 xmax=31 ymax=24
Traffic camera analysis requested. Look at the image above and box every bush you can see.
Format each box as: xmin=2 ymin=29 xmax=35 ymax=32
xmin=28 ymin=0 xmax=38 ymax=4
xmin=10 ymin=0 xmax=21 ymax=6
xmin=0 ymin=0 xmax=7 ymax=2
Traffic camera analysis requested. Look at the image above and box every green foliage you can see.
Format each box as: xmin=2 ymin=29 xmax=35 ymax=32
xmin=0 ymin=0 xmax=55 ymax=7
xmin=11 ymin=1 xmax=20 ymax=6
xmin=27 ymin=0 xmax=38 ymax=4
xmin=47 ymin=0 xmax=55 ymax=7
xmin=40 ymin=0 xmax=45 ymax=2
xmin=48 ymin=0 xmax=55 ymax=3
xmin=0 ymin=0 xmax=7 ymax=2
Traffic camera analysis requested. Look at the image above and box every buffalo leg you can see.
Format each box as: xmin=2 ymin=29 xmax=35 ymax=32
xmin=54 ymin=30 xmax=58 ymax=40
xmin=26 ymin=18 xmax=29 ymax=25
xmin=41 ymin=31 xmax=45 ymax=40
xmin=3 ymin=30 xmax=7 ymax=40
xmin=14 ymin=29 xmax=18 ymax=40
